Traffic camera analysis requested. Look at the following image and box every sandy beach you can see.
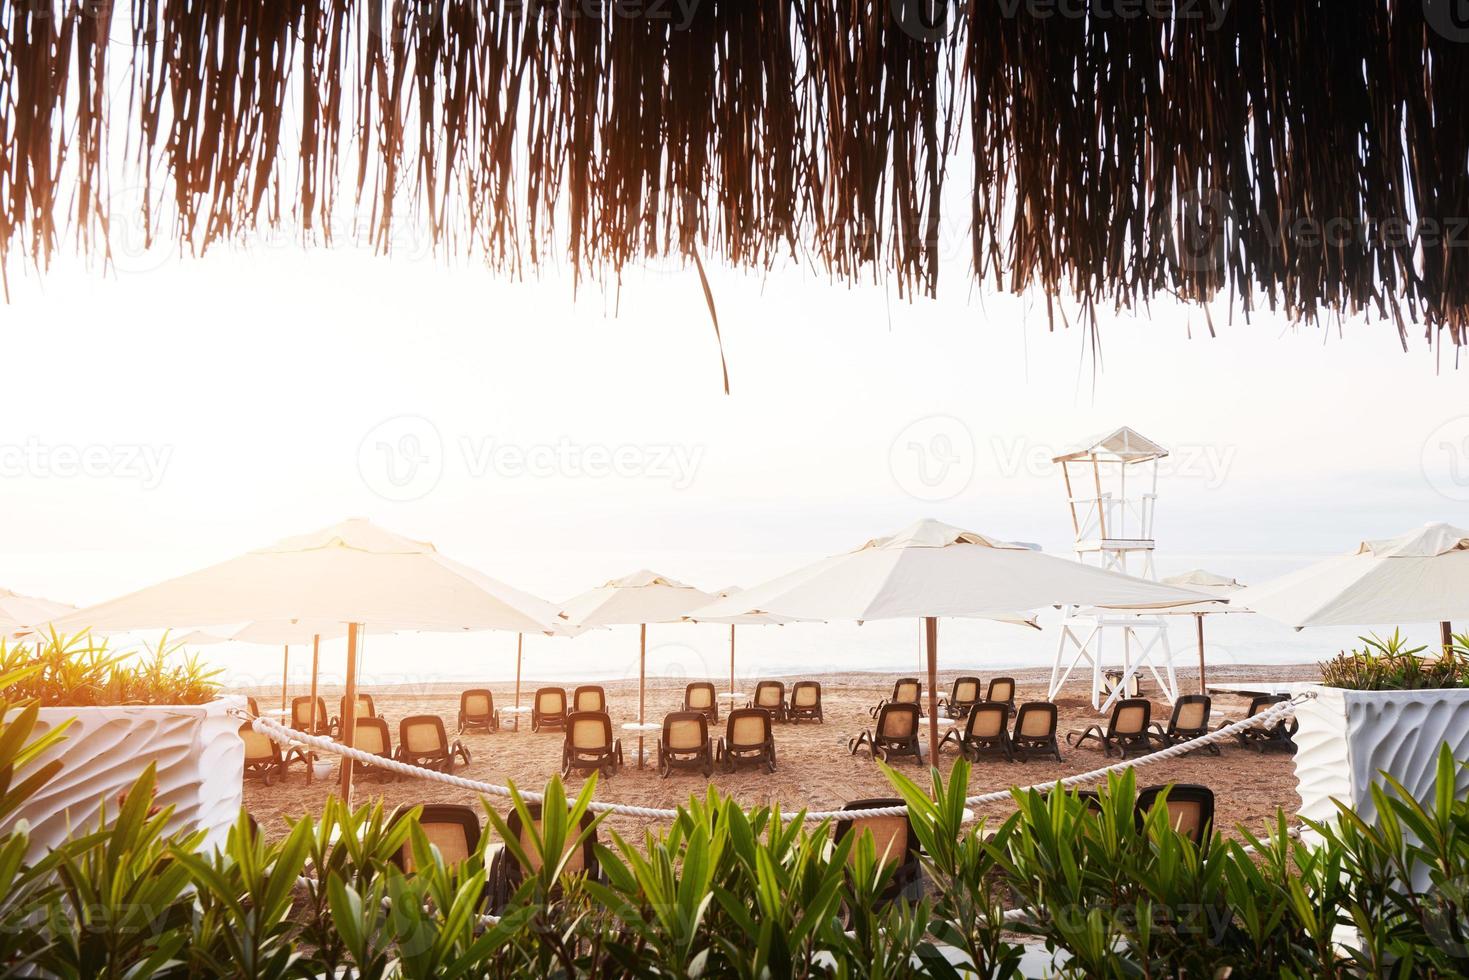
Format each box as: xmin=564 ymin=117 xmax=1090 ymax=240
xmin=238 ymin=663 xmax=1319 ymax=843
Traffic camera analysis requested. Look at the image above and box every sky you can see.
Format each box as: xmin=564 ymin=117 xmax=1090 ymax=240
xmin=1 ymin=237 xmax=1465 ymax=688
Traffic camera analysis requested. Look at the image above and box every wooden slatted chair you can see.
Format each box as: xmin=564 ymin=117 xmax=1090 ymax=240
xmin=787 ymin=681 xmax=823 ymax=723
xmin=1067 ymin=698 xmax=1153 ymax=758
xmin=396 ymin=715 xmax=472 ymax=773
xmin=717 ymin=708 xmax=777 ymax=773
xmin=531 ymin=687 xmax=568 ymax=732
xmin=458 ymin=689 xmax=499 ymax=733
xmin=849 ymin=702 xmax=922 ymax=765
xmin=657 ymin=710 xmax=714 ymax=778
xmin=1011 ymin=702 xmax=1063 ymax=762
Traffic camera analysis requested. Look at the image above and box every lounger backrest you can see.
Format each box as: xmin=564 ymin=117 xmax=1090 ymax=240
xmin=395 ymin=804 xmax=482 ymax=872
xmin=847 ymin=815 xmax=909 ymax=869
xmin=1174 ymin=696 xmax=1210 ymax=731
xmin=1016 ymin=702 xmax=1057 ymax=738
xmin=341 ymin=694 xmax=374 ymax=719
xmin=878 ymin=703 xmax=919 ymax=738
xmin=987 ymin=677 xmax=1015 ymax=702
xmin=292 ymin=696 xmax=328 ymax=728
xmin=953 ymin=677 xmax=980 ymax=702
xmin=355 ymin=717 xmax=390 ymax=756
xmin=569 ymin=712 xmax=611 ymax=751
xmin=967 ymin=703 xmax=1007 ymax=738
xmin=462 ymin=690 xmax=493 ymax=716
xmin=792 ymin=682 xmax=820 ymax=707
xmin=402 ymin=716 xmax=446 ymax=754
xmin=685 ymin=683 xmax=714 ymax=709
xmin=239 ymin=722 xmax=275 ymax=763
xmin=755 ymin=682 xmax=783 ymax=708
xmin=728 ymin=709 xmax=770 ymax=748
xmin=1137 ymin=784 xmax=1215 ymax=844
xmin=894 ymin=679 xmax=920 ymax=703
xmin=573 ymin=687 xmax=605 ymax=713
xmin=664 ymin=712 xmax=707 ymax=750
xmin=537 ymin=688 xmax=566 ymax=715
xmin=1247 ymin=694 xmax=1283 ymax=718
xmin=1112 ymin=699 xmax=1150 ymax=734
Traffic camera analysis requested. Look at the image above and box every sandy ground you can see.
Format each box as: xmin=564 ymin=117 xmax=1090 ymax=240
xmin=237 ymin=664 xmax=1320 ymax=844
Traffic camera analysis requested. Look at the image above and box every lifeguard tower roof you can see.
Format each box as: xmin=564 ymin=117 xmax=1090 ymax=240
xmin=1051 ymin=426 xmax=1169 ymax=464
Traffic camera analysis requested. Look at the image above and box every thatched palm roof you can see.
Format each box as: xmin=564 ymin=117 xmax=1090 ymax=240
xmin=3 ymin=1 xmax=1466 ymax=349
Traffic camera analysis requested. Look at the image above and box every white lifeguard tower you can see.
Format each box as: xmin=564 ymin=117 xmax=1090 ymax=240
xmin=1047 ymin=427 xmax=1179 ymax=710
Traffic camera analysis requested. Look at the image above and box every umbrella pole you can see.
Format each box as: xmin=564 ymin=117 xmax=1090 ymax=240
xmin=639 ymin=624 xmax=647 ymax=767
xmin=729 ymin=624 xmax=736 ymax=697
xmin=1195 ymin=613 xmax=1207 ymax=695
xmin=925 ymin=617 xmax=940 ymax=764
xmin=280 ymin=645 xmax=289 ymax=712
xmin=515 ymin=633 xmax=523 ymax=709
xmin=339 ymin=623 xmax=360 ymax=801
xmin=309 ymin=635 xmax=320 ymax=737
xmin=1442 ymin=621 xmax=1454 ymax=657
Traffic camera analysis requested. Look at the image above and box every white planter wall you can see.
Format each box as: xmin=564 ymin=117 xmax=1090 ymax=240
xmin=1293 ymin=684 xmax=1469 ymax=829
xmin=10 ymin=697 xmax=245 ymax=859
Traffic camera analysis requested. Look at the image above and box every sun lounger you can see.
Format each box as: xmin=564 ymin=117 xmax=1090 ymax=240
xmin=572 ymin=685 xmax=606 ymax=714
xmin=938 ymin=676 xmax=982 ymax=719
xmin=787 ymin=681 xmax=823 ymax=723
xmin=1218 ymin=694 xmax=1297 ymax=753
xmin=1011 ymin=702 xmax=1063 ymax=762
xmin=333 ymin=693 xmax=377 ymax=735
xmin=388 ymin=803 xmax=482 ymax=872
xmin=683 ymin=682 xmax=719 ymax=724
xmin=531 ymin=687 xmax=569 ymax=732
xmin=748 ymin=680 xmax=787 ymax=722
xmin=834 ymin=797 xmax=922 ymax=904
xmin=240 ymin=721 xmax=285 ymax=785
xmin=1149 ymin=695 xmax=1216 ymax=754
xmin=352 ymin=716 xmax=396 ymax=782
xmin=950 ymin=701 xmax=1012 ymax=762
xmin=290 ymin=695 xmax=331 ymax=736
xmin=849 ymin=702 xmax=922 ymax=765
xmin=1067 ymin=698 xmax=1153 ymax=758
xmin=562 ymin=711 xmax=623 ymax=778
xmin=457 ymin=689 xmax=500 ymax=733
xmin=870 ymin=677 xmax=921 ymax=718
xmin=657 ymin=710 xmax=714 ymax=778
xmin=486 ymin=803 xmax=600 ymax=914
xmin=717 ymin=707 xmax=777 ymax=773
xmin=396 ymin=714 xmax=472 ymax=773
xmin=985 ymin=676 xmax=1017 ymax=715
xmin=1136 ymin=784 xmax=1215 ymax=844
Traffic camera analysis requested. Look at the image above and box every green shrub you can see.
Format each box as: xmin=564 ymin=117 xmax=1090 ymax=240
xmin=0 ymin=696 xmax=1465 ymax=976
xmin=0 ymin=631 xmax=220 ymax=707
xmin=1319 ymin=629 xmax=1469 ymax=691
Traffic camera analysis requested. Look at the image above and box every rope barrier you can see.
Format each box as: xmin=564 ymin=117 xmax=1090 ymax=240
xmin=249 ymin=693 xmax=1309 ymax=822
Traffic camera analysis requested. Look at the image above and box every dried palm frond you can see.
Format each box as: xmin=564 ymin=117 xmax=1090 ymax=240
xmin=1 ymin=0 xmax=1466 ymax=349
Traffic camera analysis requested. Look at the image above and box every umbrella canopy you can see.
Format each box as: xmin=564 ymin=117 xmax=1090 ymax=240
xmin=0 ymin=589 xmax=75 ymax=638
xmin=559 ymin=570 xmax=716 ymax=627
xmin=698 ymin=519 xmax=1215 ymax=758
xmin=1243 ymin=523 xmax=1469 ymax=629
xmin=695 ymin=520 xmax=1215 ymax=623
xmin=46 ymin=519 xmax=564 ymax=635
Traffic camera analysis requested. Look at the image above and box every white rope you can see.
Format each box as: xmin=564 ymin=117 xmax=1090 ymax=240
xmin=249 ymin=694 xmax=1308 ymax=822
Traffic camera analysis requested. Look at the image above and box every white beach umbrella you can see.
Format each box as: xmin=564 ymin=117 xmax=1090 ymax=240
xmin=685 ymin=586 xmax=808 ymax=700
xmin=559 ymin=571 xmax=716 ymax=758
xmin=1242 ymin=523 xmax=1469 ymax=648
xmin=47 ymin=518 xmax=565 ymax=797
xmin=696 ymin=519 xmax=1217 ymax=759
xmin=0 ymin=589 xmax=76 ymax=639
xmin=1096 ymin=570 xmax=1251 ymax=694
